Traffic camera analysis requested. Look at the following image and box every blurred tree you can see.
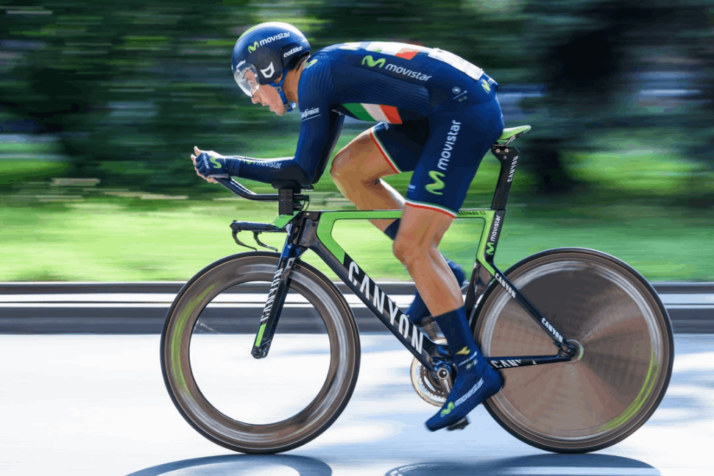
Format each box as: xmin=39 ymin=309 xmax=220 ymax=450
xmin=1 ymin=0 xmax=711 ymax=200
xmin=521 ymin=0 xmax=714 ymax=196
xmin=0 ymin=0 xmax=262 ymax=190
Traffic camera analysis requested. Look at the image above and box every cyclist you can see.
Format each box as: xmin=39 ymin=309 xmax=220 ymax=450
xmin=191 ymin=22 xmax=504 ymax=431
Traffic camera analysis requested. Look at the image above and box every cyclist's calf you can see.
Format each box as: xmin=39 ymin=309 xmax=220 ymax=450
xmin=393 ymin=206 xmax=462 ymax=316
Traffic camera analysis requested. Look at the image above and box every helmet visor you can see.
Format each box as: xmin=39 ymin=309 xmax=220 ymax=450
xmin=234 ymin=63 xmax=260 ymax=97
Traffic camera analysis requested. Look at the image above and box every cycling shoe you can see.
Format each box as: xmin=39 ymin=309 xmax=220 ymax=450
xmin=426 ymin=359 xmax=503 ymax=432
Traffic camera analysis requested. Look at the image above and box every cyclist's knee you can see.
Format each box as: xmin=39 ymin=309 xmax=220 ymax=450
xmin=330 ymin=149 xmax=355 ymax=182
xmin=393 ymin=235 xmax=433 ymax=267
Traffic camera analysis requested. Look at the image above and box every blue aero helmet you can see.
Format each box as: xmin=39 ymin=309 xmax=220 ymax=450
xmin=231 ymin=22 xmax=310 ymax=112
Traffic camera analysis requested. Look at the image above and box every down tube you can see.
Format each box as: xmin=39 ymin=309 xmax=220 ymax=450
xmin=309 ymin=240 xmax=436 ymax=370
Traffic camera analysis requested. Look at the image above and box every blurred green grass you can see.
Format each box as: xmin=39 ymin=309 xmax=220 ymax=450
xmin=0 ymin=195 xmax=710 ymax=282
xmin=1 ymin=132 xmax=711 ymax=282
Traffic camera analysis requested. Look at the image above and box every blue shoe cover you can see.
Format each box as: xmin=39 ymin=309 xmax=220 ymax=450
xmin=425 ymin=360 xmax=503 ymax=432
xmin=407 ymin=260 xmax=466 ymax=324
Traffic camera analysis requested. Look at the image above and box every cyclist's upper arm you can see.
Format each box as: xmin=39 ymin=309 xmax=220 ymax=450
xmin=294 ymin=57 xmax=345 ymax=184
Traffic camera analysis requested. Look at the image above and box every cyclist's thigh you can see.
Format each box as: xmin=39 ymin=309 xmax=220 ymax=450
xmin=369 ymin=120 xmax=430 ymax=174
xmin=333 ymin=120 xmax=430 ymax=181
xmin=331 ymin=128 xmax=399 ymax=182
xmin=406 ymin=98 xmax=504 ymax=217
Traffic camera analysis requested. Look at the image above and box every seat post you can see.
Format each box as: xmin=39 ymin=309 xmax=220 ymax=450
xmin=490 ymin=145 xmax=520 ymax=211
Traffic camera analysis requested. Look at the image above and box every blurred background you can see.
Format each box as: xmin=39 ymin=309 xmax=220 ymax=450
xmin=1 ymin=0 xmax=712 ymax=282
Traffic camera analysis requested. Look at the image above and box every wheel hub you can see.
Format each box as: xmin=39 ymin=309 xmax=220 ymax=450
xmin=565 ymin=338 xmax=584 ymax=364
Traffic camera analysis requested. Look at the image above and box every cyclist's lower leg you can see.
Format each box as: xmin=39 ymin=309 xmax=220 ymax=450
xmin=394 ymin=205 xmax=503 ymax=431
xmin=387 ymin=221 xmax=466 ymax=325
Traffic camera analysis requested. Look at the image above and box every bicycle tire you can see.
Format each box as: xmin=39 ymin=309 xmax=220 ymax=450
xmin=474 ymin=248 xmax=673 ymax=453
xmin=160 ymin=252 xmax=361 ymax=454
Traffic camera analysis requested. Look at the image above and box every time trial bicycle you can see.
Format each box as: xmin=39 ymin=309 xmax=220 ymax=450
xmin=160 ymin=125 xmax=673 ymax=454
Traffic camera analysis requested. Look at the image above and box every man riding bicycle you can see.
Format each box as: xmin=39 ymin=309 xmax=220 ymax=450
xmin=191 ymin=22 xmax=505 ymax=431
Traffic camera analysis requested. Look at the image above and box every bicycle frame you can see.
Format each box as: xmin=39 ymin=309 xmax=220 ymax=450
xmin=223 ymin=143 xmax=576 ymax=372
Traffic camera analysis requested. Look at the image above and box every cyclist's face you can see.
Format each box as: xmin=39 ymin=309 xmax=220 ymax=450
xmin=247 ymin=70 xmax=286 ymax=116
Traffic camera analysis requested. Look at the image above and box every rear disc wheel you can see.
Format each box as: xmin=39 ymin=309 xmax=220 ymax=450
xmin=475 ymin=248 xmax=674 ymax=453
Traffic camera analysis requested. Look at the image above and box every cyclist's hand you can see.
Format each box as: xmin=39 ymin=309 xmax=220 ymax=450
xmin=191 ymin=146 xmax=229 ymax=183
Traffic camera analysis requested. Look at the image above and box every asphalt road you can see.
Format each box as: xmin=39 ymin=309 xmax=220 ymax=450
xmin=0 ymin=282 xmax=713 ymax=333
xmin=0 ymin=333 xmax=711 ymax=476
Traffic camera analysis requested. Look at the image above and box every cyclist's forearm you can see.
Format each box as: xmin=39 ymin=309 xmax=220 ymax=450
xmin=223 ymin=156 xmax=312 ymax=186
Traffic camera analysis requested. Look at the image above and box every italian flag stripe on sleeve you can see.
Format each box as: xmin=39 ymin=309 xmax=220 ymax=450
xmin=343 ymin=103 xmax=402 ymax=124
xmin=343 ymin=103 xmax=374 ymax=122
xmin=366 ymin=42 xmax=421 ymax=60
xmin=380 ymin=105 xmax=402 ymax=124
xmin=396 ymin=48 xmax=419 ymax=60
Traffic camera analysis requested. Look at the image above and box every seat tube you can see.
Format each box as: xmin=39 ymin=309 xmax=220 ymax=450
xmin=251 ymin=225 xmax=306 ymax=359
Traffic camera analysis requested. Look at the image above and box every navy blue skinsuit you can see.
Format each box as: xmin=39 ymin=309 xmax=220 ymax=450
xmin=235 ymin=41 xmax=504 ymax=217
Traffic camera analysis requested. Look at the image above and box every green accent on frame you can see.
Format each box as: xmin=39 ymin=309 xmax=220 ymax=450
xmin=599 ymin=349 xmax=659 ymax=432
xmin=272 ymin=212 xmax=299 ymax=229
xmin=255 ymin=323 xmax=267 ymax=346
xmin=316 ymin=210 xmax=404 ymax=264
xmin=314 ymin=208 xmax=496 ymax=274
xmin=473 ymin=210 xmax=496 ymax=275
xmin=171 ymin=282 xmax=218 ymax=393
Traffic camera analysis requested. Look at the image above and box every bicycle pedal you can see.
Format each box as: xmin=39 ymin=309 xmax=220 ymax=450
xmin=447 ymin=417 xmax=469 ymax=431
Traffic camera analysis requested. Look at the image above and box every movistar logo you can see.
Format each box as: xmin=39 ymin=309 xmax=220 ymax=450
xmin=362 ymin=55 xmax=385 ymax=68
xmin=426 ymin=170 xmax=445 ymax=195
xmin=481 ymin=80 xmax=491 ymax=93
xmin=456 ymin=347 xmax=470 ymax=355
xmin=486 ymin=242 xmax=495 ymax=255
xmin=305 ymin=58 xmax=318 ymax=68
xmin=209 ymin=157 xmax=222 ymax=169
xmin=248 ymin=32 xmax=290 ymax=54
xmin=440 ymin=402 xmax=455 ymax=417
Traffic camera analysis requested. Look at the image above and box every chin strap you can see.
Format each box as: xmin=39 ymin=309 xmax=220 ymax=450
xmin=269 ymin=73 xmax=295 ymax=113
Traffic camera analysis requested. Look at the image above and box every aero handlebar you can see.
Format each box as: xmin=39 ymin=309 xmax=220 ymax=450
xmin=214 ymin=177 xmax=282 ymax=201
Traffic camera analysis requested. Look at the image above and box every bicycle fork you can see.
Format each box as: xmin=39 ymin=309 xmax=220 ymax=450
xmin=251 ymin=226 xmax=306 ymax=359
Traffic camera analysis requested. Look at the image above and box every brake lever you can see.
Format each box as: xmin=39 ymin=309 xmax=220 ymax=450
xmin=253 ymin=232 xmax=278 ymax=252
xmin=232 ymin=229 xmax=257 ymax=251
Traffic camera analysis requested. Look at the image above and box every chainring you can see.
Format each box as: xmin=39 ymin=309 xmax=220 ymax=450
xmin=410 ymin=357 xmax=448 ymax=407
